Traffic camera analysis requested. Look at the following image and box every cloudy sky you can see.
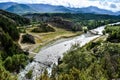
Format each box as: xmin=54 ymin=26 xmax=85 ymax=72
xmin=0 ymin=0 xmax=120 ymax=12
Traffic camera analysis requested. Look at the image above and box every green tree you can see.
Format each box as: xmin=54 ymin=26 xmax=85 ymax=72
xmin=4 ymin=57 xmax=13 ymax=72
xmin=39 ymin=69 xmax=50 ymax=80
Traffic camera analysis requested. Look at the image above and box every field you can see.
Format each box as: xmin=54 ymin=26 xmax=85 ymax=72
xmin=19 ymin=24 xmax=83 ymax=53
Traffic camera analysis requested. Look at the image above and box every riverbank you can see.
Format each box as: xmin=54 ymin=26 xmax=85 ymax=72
xmin=33 ymin=31 xmax=83 ymax=53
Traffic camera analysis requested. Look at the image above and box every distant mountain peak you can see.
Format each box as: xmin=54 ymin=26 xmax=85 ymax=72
xmin=0 ymin=2 xmax=17 ymax=9
xmin=6 ymin=4 xmax=37 ymax=14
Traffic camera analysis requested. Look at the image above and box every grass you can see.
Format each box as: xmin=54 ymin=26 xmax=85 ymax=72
xmin=93 ymin=35 xmax=107 ymax=42
xmin=33 ymin=27 xmax=83 ymax=53
xmin=39 ymin=27 xmax=81 ymax=42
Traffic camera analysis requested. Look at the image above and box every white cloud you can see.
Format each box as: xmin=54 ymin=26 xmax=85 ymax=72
xmin=0 ymin=0 xmax=120 ymax=12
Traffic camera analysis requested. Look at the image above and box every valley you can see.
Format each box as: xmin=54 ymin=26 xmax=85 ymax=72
xmin=0 ymin=1 xmax=120 ymax=80
xmin=18 ymin=24 xmax=105 ymax=80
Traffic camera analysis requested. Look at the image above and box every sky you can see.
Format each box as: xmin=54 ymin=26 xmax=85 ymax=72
xmin=0 ymin=0 xmax=120 ymax=12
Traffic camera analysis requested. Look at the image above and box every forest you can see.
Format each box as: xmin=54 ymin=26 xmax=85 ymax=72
xmin=0 ymin=10 xmax=30 ymax=80
xmin=24 ymin=13 xmax=120 ymax=31
xmin=105 ymin=25 xmax=120 ymax=42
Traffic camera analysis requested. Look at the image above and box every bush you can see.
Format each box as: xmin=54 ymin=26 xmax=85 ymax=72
xmin=26 ymin=70 xmax=33 ymax=79
xmin=105 ymin=26 xmax=120 ymax=42
xmin=21 ymin=34 xmax=35 ymax=44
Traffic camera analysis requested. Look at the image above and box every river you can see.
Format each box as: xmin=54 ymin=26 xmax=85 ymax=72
xmin=18 ymin=22 xmax=120 ymax=80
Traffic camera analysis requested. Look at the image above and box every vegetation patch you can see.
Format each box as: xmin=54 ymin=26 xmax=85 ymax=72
xmin=24 ymin=13 xmax=120 ymax=30
xmin=0 ymin=10 xmax=30 ymax=79
xmin=105 ymin=25 xmax=120 ymax=42
xmin=31 ymin=23 xmax=55 ymax=33
xmin=26 ymin=70 xmax=33 ymax=79
xmin=21 ymin=34 xmax=35 ymax=44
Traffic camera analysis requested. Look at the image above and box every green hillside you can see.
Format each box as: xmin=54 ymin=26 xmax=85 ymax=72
xmin=24 ymin=13 xmax=120 ymax=31
xmin=0 ymin=10 xmax=30 ymax=79
xmin=0 ymin=9 xmax=30 ymax=25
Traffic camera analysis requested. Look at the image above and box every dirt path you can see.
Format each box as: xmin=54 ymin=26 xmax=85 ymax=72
xmin=18 ymin=33 xmax=24 ymax=48
xmin=18 ymin=33 xmax=38 ymax=55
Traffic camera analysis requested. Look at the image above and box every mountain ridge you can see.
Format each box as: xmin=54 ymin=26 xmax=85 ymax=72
xmin=0 ymin=2 xmax=119 ymax=15
xmin=6 ymin=4 xmax=37 ymax=14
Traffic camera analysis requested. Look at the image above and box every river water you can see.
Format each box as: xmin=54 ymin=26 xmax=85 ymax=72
xmin=18 ymin=22 xmax=120 ymax=80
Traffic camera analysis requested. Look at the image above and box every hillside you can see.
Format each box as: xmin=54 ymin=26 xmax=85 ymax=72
xmin=24 ymin=13 xmax=120 ymax=30
xmin=0 ymin=9 xmax=30 ymax=39
xmin=0 ymin=9 xmax=30 ymax=25
xmin=0 ymin=10 xmax=30 ymax=79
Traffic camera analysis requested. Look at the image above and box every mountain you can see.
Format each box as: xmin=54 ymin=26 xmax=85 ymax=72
xmin=5 ymin=3 xmax=73 ymax=14
xmin=28 ymin=4 xmax=73 ymax=13
xmin=0 ymin=2 xmax=120 ymax=15
xmin=76 ymin=6 xmax=116 ymax=15
xmin=0 ymin=2 xmax=17 ymax=9
xmin=6 ymin=4 xmax=37 ymax=14
xmin=116 ymin=11 xmax=120 ymax=15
